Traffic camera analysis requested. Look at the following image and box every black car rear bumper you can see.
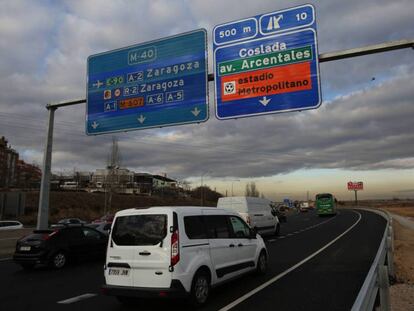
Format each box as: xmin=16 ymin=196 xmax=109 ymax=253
xmin=101 ymin=280 xmax=188 ymax=299
xmin=13 ymin=251 xmax=49 ymax=265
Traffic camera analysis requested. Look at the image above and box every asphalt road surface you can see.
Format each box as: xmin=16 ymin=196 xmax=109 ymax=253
xmin=0 ymin=208 xmax=386 ymax=311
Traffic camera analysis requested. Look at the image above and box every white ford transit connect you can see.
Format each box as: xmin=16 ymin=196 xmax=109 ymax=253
xmin=102 ymin=206 xmax=268 ymax=306
xmin=217 ymin=197 xmax=280 ymax=236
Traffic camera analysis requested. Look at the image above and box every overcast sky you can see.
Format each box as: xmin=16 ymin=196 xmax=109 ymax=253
xmin=0 ymin=0 xmax=413 ymax=200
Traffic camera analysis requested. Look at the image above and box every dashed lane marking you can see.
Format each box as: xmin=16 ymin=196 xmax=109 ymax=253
xmin=219 ymin=211 xmax=361 ymax=311
xmin=280 ymin=215 xmax=337 ymax=239
xmin=0 ymin=257 xmax=12 ymax=262
xmin=57 ymin=293 xmax=97 ymax=304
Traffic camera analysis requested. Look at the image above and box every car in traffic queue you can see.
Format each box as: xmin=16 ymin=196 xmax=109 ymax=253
xmin=93 ymin=214 xmax=115 ymax=224
xmin=0 ymin=220 xmax=24 ymax=230
xmin=87 ymin=222 xmax=112 ymax=235
xmin=217 ymin=196 xmax=280 ymax=236
xmin=271 ymin=204 xmax=287 ymax=222
xmin=102 ymin=206 xmax=268 ymax=307
xmin=13 ymin=224 xmax=108 ymax=270
xmin=57 ymin=218 xmax=87 ymax=225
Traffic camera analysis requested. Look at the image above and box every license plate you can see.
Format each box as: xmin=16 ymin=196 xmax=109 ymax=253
xmin=20 ymin=246 xmax=31 ymax=251
xmin=108 ymin=268 xmax=129 ymax=276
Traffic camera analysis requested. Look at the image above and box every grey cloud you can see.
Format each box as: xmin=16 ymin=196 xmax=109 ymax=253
xmin=0 ymin=0 xmax=413 ymax=180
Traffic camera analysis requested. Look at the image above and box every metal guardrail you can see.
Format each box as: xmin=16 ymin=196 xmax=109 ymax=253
xmin=351 ymin=209 xmax=394 ymax=311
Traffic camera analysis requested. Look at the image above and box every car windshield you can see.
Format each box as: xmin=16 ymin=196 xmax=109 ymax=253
xmin=111 ymin=214 xmax=167 ymax=246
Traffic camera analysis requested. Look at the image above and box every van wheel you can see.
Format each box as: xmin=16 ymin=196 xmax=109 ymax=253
xmin=190 ymin=271 xmax=210 ymax=307
xmin=50 ymin=251 xmax=67 ymax=269
xmin=274 ymin=223 xmax=280 ymax=236
xmin=256 ymin=251 xmax=268 ymax=275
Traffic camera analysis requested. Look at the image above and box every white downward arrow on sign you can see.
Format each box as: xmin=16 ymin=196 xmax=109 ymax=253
xmin=91 ymin=121 xmax=99 ymax=129
xmin=259 ymin=96 xmax=271 ymax=106
xmin=137 ymin=115 xmax=146 ymax=124
xmin=191 ymin=107 xmax=201 ymax=117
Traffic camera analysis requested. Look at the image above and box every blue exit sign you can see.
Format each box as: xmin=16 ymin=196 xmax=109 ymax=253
xmin=86 ymin=29 xmax=208 ymax=135
xmin=213 ymin=4 xmax=321 ymax=120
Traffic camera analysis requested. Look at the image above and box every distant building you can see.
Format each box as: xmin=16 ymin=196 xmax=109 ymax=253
xmin=92 ymin=168 xmax=134 ymax=188
xmin=74 ymin=171 xmax=93 ymax=188
xmin=152 ymin=174 xmax=177 ymax=189
xmin=16 ymin=160 xmax=41 ymax=189
xmin=0 ymin=136 xmax=41 ymax=189
xmin=134 ymin=173 xmax=153 ymax=194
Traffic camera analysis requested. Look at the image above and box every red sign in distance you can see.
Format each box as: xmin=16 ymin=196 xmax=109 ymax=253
xmin=348 ymin=181 xmax=363 ymax=190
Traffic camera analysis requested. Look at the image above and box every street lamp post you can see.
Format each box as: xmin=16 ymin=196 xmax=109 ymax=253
xmin=231 ymin=179 xmax=240 ymax=196
xmin=200 ymin=171 xmax=211 ymax=206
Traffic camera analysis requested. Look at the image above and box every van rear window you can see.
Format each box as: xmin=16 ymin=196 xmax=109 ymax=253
xmin=112 ymin=215 xmax=167 ymax=246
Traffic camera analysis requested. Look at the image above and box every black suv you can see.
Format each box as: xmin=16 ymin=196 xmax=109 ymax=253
xmin=13 ymin=225 xmax=108 ymax=269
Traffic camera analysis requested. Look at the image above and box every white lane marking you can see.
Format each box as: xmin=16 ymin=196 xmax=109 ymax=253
xmin=219 ymin=211 xmax=362 ymax=311
xmin=268 ymin=239 xmax=276 ymax=242
xmin=0 ymin=237 xmax=20 ymax=241
xmin=0 ymin=257 xmax=12 ymax=262
xmin=281 ymin=216 xmax=337 ymax=239
xmin=57 ymin=293 xmax=97 ymax=304
xmin=277 ymin=236 xmax=286 ymax=239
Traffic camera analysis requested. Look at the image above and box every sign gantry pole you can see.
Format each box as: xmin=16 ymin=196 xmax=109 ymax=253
xmin=36 ymin=99 xmax=86 ymax=229
xmin=354 ymin=189 xmax=358 ymax=206
xmin=36 ymin=107 xmax=55 ymax=229
xmin=35 ymin=37 xmax=412 ymax=228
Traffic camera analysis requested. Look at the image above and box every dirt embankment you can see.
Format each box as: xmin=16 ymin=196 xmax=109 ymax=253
xmin=392 ymin=220 xmax=414 ymax=284
xmin=370 ymin=203 xmax=414 ymax=311
xmin=19 ymin=191 xmax=217 ymax=225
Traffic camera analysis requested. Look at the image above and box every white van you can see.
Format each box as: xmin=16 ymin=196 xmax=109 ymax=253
xmin=217 ymin=197 xmax=280 ymax=236
xmin=102 ymin=206 xmax=268 ymax=306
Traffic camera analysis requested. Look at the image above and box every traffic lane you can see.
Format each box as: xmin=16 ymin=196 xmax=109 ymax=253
xmin=0 ymin=228 xmax=34 ymax=259
xmin=277 ymin=209 xmax=335 ymax=236
xmin=0 ymin=209 xmax=356 ymax=311
xmin=231 ymin=209 xmax=387 ymax=311
xmin=45 ymin=209 xmax=342 ymax=311
xmin=0 ymin=259 xmax=105 ymax=311
xmin=66 ymin=209 xmax=359 ymax=311
xmin=196 ymin=209 xmax=359 ymax=311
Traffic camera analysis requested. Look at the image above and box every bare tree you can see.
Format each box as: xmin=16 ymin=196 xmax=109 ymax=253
xmin=245 ymin=183 xmax=251 ymax=196
xmin=181 ymin=180 xmax=191 ymax=191
xmin=245 ymin=182 xmax=260 ymax=197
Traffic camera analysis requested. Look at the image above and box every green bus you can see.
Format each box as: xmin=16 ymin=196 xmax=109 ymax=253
xmin=315 ymin=193 xmax=337 ymax=216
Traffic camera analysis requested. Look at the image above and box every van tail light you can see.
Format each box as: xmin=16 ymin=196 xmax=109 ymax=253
xmin=246 ymin=216 xmax=251 ymax=226
xmin=170 ymin=230 xmax=180 ymax=267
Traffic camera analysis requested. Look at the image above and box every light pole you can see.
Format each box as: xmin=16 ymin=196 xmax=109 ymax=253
xmin=231 ymin=179 xmax=240 ymax=196
xmin=200 ymin=171 xmax=211 ymax=206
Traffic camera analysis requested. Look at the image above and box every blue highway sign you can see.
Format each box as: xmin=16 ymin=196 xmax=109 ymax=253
xmin=86 ymin=29 xmax=208 ymax=135
xmin=213 ymin=4 xmax=321 ymax=120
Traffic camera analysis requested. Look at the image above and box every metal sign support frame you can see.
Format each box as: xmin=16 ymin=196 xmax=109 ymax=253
xmin=36 ymin=39 xmax=413 ymax=229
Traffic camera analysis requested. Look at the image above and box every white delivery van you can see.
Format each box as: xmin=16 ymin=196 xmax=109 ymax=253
xmin=102 ymin=206 xmax=268 ymax=306
xmin=217 ymin=197 xmax=280 ymax=236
